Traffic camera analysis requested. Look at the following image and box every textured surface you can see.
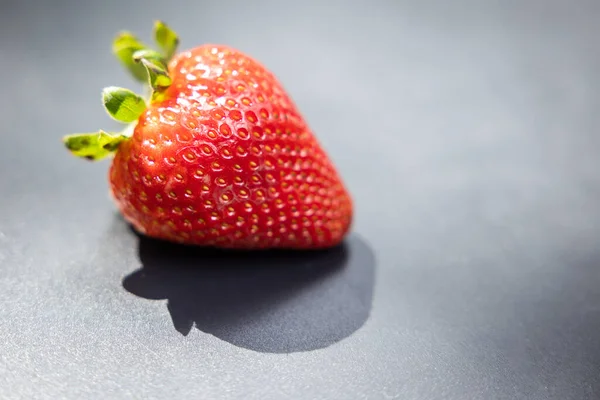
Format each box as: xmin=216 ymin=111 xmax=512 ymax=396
xmin=1 ymin=0 xmax=600 ymax=399
xmin=111 ymin=45 xmax=352 ymax=248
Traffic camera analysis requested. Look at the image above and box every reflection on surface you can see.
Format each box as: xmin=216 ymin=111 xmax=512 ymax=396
xmin=122 ymin=233 xmax=375 ymax=353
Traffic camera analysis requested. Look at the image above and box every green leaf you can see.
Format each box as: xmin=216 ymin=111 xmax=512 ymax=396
xmin=113 ymin=32 xmax=150 ymax=82
xmin=102 ymin=86 xmax=146 ymax=123
xmin=63 ymin=131 xmax=128 ymax=161
xmin=133 ymin=49 xmax=172 ymax=100
xmin=154 ymin=20 xmax=179 ymax=60
xmin=133 ymin=49 xmax=167 ymax=68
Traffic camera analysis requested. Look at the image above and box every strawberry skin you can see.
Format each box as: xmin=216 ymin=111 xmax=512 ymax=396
xmin=65 ymin=23 xmax=352 ymax=249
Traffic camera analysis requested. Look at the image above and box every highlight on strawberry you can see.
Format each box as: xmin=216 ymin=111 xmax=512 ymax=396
xmin=64 ymin=21 xmax=353 ymax=249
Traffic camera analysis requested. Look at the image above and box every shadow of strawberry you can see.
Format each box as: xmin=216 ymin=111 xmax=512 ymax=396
xmin=122 ymin=233 xmax=375 ymax=353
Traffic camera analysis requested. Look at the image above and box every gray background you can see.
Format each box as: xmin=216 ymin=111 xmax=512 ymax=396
xmin=1 ymin=0 xmax=599 ymax=399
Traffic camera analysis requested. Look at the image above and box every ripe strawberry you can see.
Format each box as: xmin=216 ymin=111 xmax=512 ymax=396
xmin=64 ymin=21 xmax=352 ymax=249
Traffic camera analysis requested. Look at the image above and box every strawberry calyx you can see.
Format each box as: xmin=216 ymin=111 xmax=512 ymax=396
xmin=63 ymin=21 xmax=179 ymax=161
xmin=102 ymin=86 xmax=146 ymax=123
xmin=132 ymin=49 xmax=172 ymax=101
xmin=62 ymin=131 xmax=129 ymax=161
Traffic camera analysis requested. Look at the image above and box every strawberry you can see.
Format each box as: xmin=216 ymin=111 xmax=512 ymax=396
xmin=64 ymin=21 xmax=352 ymax=249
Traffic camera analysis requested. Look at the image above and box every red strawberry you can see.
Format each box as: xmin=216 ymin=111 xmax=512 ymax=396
xmin=64 ymin=21 xmax=352 ymax=249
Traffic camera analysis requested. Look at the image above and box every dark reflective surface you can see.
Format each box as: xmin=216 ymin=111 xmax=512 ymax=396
xmin=123 ymin=234 xmax=375 ymax=353
xmin=3 ymin=0 xmax=600 ymax=398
